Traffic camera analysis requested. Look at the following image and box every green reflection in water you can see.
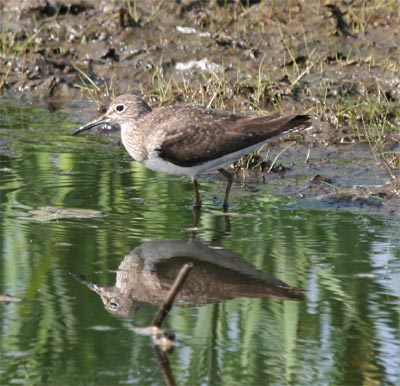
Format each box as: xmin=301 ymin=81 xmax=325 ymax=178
xmin=1 ymin=100 xmax=399 ymax=385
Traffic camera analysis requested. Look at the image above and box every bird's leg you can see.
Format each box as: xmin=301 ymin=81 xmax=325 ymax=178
xmin=191 ymin=205 xmax=201 ymax=236
xmin=218 ymin=168 xmax=233 ymax=211
xmin=224 ymin=214 xmax=231 ymax=233
xmin=192 ymin=177 xmax=202 ymax=209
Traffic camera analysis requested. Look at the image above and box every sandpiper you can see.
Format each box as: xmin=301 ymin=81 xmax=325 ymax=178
xmin=73 ymin=94 xmax=311 ymax=209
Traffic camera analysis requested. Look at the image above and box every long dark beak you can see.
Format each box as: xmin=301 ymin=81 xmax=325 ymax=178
xmin=72 ymin=115 xmax=111 ymax=136
xmin=69 ymin=272 xmax=104 ymax=294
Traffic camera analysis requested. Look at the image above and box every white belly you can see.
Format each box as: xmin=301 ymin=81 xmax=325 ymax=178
xmin=142 ymin=141 xmax=266 ymax=177
xmin=143 ymin=155 xmax=207 ymax=177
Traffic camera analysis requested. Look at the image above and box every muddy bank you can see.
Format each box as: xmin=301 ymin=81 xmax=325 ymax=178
xmin=0 ymin=0 xmax=399 ymax=211
xmin=1 ymin=1 xmax=399 ymax=120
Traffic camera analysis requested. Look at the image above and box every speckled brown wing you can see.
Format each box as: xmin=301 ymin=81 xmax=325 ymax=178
xmin=157 ymin=107 xmax=310 ymax=167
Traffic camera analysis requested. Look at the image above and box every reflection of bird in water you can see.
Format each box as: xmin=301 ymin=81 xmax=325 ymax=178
xmin=72 ymin=239 xmax=304 ymax=318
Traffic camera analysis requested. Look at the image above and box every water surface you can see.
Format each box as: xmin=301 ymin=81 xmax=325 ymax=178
xmin=1 ymin=99 xmax=399 ymax=385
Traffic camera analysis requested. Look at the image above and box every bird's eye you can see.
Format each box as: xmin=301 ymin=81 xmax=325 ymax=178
xmin=115 ymin=104 xmax=125 ymax=113
xmin=108 ymin=300 xmax=120 ymax=311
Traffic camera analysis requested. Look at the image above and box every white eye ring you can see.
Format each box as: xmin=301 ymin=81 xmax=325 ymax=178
xmin=115 ymin=104 xmax=126 ymax=113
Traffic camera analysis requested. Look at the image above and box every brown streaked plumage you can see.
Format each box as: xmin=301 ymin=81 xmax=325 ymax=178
xmin=73 ymin=94 xmax=312 ymax=210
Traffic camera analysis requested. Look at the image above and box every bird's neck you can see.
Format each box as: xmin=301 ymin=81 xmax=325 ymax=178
xmin=120 ymin=122 xmax=148 ymax=162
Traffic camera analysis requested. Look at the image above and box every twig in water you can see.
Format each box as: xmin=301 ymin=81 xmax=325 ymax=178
xmin=134 ymin=263 xmax=194 ymax=350
xmin=152 ymin=263 xmax=193 ymax=327
xmin=154 ymin=346 xmax=176 ymax=386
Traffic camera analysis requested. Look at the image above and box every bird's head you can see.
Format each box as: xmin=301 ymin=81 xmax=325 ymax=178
xmin=72 ymin=94 xmax=152 ymax=135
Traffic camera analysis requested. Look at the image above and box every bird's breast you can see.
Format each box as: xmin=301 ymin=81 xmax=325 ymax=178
xmin=120 ymin=125 xmax=148 ymax=162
